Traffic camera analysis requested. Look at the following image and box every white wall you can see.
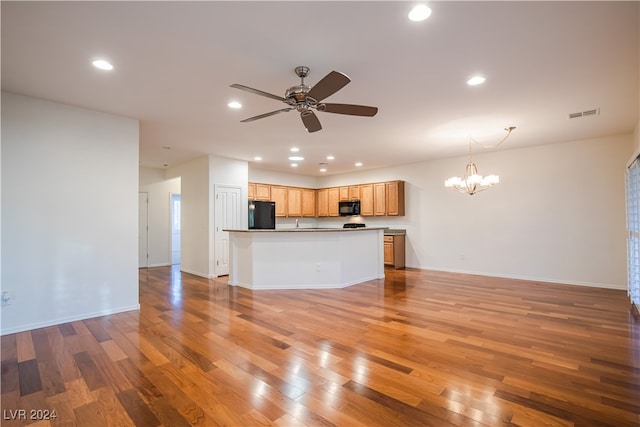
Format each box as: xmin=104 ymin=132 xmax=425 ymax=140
xmin=314 ymin=134 xmax=633 ymax=289
xmin=166 ymin=156 xmax=210 ymax=277
xmin=1 ymin=92 xmax=140 ymax=335
xmin=166 ymin=155 xmax=248 ymax=278
xmin=249 ymin=168 xmax=319 ymax=189
xmin=139 ymin=167 xmax=181 ymax=267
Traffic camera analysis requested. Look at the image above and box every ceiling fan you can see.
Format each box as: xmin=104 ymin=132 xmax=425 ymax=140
xmin=230 ymin=66 xmax=378 ymax=133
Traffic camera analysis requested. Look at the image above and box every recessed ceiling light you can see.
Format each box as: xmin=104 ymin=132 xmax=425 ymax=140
xmin=408 ymin=5 xmax=431 ymax=22
xmin=355 ymin=162 xmax=363 ymax=167
xmin=92 ymin=59 xmax=113 ymax=71
xmin=290 ymin=147 xmax=300 ymax=152
xmin=228 ymin=101 xmax=242 ymax=109
xmin=326 ymin=155 xmax=335 ymax=160
xmin=253 ymin=156 xmax=262 ymax=161
xmin=291 ymin=163 xmax=298 ymax=168
xmin=467 ymin=76 xmax=486 ymax=86
xmin=288 ymin=156 xmax=304 ymax=161
xmin=320 ymin=168 xmax=327 ymax=173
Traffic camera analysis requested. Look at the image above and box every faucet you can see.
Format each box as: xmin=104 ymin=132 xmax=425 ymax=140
xmin=296 ymin=218 xmax=299 ymax=228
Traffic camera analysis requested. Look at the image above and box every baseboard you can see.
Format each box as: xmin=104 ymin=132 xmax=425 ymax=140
xmin=179 ymin=267 xmax=215 ymax=279
xmin=413 ymin=265 xmax=626 ymax=290
xmin=0 ymin=304 xmax=140 ymax=336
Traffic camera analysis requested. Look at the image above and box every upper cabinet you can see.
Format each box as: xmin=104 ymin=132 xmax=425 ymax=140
xmin=270 ymin=186 xmax=287 ymax=217
xmin=373 ymin=182 xmax=386 ymax=216
xmin=302 ymin=188 xmax=316 ymax=217
xmin=349 ymin=185 xmax=360 ymax=201
xmin=247 ymin=180 xmax=405 ymax=218
xmin=386 ymin=181 xmax=405 ymax=216
xmin=287 ymin=187 xmax=303 ymax=217
xmin=359 ymin=184 xmax=374 ymax=216
xmin=328 ymin=187 xmax=340 ymax=217
xmin=316 ymin=188 xmax=329 ymax=217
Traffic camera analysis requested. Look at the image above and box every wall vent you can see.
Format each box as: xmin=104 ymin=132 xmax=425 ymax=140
xmin=569 ymin=108 xmax=600 ymax=119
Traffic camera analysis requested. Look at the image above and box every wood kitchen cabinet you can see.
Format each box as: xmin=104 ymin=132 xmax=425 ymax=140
xmin=359 ymin=184 xmax=374 ymax=216
xmin=302 ymin=188 xmax=316 ymax=217
xmin=287 ymin=187 xmax=303 ymax=217
xmin=339 ymin=186 xmax=349 ymax=201
xmin=374 ymin=182 xmax=386 ymax=216
xmin=249 ymin=180 xmax=405 ymax=217
xmin=386 ymin=181 xmax=405 ymax=216
xmin=248 ymin=183 xmax=271 ymax=201
xmin=270 ymin=186 xmax=287 ymax=217
xmin=349 ymin=185 xmax=360 ymax=200
xmin=328 ymin=187 xmax=340 ymax=217
xmin=384 ymin=234 xmax=406 ymax=269
xmin=316 ymin=188 xmax=328 ymax=217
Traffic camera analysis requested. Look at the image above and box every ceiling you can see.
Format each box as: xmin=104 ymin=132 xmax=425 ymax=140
xmin=2 ymin=1 xmax=638 ymax=176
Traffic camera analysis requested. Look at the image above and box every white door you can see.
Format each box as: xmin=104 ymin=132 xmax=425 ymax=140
xmin=214 ymin=185 xmax=242 ymax=276
xmin=139 ymin=192 xmax=149 ymax=268
xmin=171 ymin=193 xmax=181 ymax=265
xmin=626 ymin=158 xmax=639 ymax=306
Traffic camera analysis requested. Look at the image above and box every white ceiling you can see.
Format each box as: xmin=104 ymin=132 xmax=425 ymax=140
xmin=2 ymin=1 xmax=638 ymax=176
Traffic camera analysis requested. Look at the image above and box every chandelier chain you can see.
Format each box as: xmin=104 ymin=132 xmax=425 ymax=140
xmin=470 ymin=126 xmax=516 ymax=149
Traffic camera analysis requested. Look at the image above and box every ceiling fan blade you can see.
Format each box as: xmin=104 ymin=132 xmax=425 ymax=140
xmin=240 ymin=108 xmax=292 ymax=123
xmin=306 ymin=71 xmax=351 ymax=102
xmin=318 ymin=103 xmax=378 ymax=117
xmin=230 ymin=84 xmax=286 ymax=102
xmin=301 ymin=111 xmax=322 ymax=133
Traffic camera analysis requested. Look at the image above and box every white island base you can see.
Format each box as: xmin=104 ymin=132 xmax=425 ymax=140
xmin=225 ymin=228 xmax=386 ymax=290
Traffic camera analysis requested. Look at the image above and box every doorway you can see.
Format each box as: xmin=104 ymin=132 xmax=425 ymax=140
xmin=171 ymin=193 xmax=181 ymax=265
xmin=139 ymin=192 xmax=149 ymax=268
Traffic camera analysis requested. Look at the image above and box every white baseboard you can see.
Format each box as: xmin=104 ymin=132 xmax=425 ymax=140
xmin=413 ymin=265 xmax=626 ymax=290
xmin=179 ymin=267 xmax=215 ymax=279
xmin=0 ymin=304 xmax=140 ymax=336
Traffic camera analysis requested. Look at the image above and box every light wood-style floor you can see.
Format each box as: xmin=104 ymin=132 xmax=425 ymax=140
xmin=1 ymin=266 xmax=639 ymax=426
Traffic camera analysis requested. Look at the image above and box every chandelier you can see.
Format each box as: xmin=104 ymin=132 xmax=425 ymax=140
xmin=444 ymin=126 xmax=515 ymax=196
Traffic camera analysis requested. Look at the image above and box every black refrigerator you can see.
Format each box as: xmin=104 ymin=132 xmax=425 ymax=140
xmin=248 ymin=200 xmax=276 ymax=229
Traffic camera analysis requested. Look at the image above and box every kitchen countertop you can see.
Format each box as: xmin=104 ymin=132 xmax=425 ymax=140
xmin=383 ymin=229 xmax=406 ymax=235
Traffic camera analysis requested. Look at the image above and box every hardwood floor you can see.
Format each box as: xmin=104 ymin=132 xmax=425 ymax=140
xmin=2 ymin=266 xmax=639 ymax=426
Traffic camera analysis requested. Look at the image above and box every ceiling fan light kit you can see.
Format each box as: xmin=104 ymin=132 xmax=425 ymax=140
xmin=230 ymin=66 xmax=378 ymax=133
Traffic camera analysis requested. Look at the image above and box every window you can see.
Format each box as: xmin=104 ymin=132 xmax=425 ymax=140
xmin=626 ymin=157 xmax=639 ymax=306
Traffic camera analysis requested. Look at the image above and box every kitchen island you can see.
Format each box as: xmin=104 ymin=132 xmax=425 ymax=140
xmin=224 ymin=228 xmax=386 ymax=290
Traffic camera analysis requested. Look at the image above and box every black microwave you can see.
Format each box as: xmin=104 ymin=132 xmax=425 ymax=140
xmin=339 ymin=200 xmax=361 ymax=216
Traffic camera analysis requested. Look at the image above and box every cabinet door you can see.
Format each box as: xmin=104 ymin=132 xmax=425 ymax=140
xmin=248 ymin=183 xmax=256 ymax=200
xmin=287 ymin=187 xmax=303 ymax=217
xmin=317 ymin=188 xmax=329 ymax=217
xmin=384 ymin=239 xmax=394 ymax=264
xmin=302 ymin=188 xmax=316 ymax=217
xmin=255 ymin=183 xmax=271 ymax=201
xmin=328 ymin=187 xmax=340 ymax=217
xmin=374 ymin=183 xmax=386 ymax=216
xmin=359 ymin=184 xmax=374 ymax=216
xmin=339 ymin=186 xmax=349 ymax=201
xmin=270 ymin=186 xmax=287 ymax=217
xmin=386 ymin=181 xmax=405 ymax=216
xmin=349 ymin=185 xmax=360 ymax=200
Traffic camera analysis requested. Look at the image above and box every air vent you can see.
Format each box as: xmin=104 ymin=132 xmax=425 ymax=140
xmin=569 ymin=108 xmax=600 ymax=119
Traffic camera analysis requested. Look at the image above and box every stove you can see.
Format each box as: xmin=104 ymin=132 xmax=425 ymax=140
xmin=343 ymin=223 xmax=366 ymax=228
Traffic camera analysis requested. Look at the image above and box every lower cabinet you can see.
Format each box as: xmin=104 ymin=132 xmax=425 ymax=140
xmin=384 ymin=234 xmax=405 ymax=269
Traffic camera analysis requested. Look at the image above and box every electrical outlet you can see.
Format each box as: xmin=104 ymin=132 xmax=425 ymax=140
xmin=1 ymin=291 xmax=12 ymax=306
xmin=315 ymin=263 xmax=321 ymax=272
